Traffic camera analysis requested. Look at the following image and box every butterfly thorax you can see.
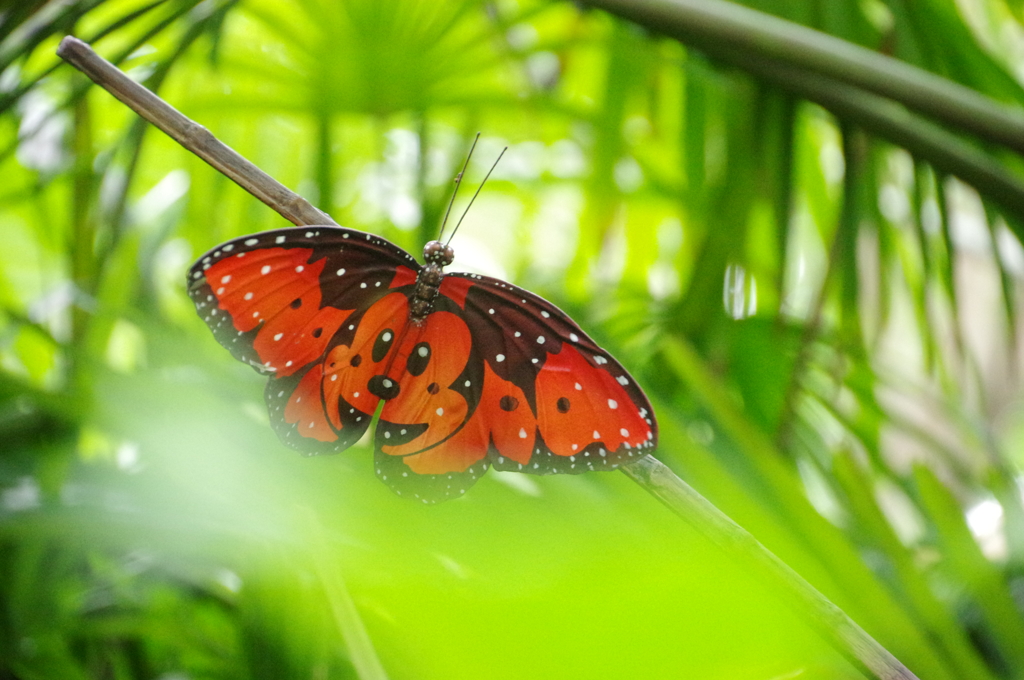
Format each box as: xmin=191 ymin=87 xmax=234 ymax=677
xmin=410 ymin=240 xmax=455 ymax=323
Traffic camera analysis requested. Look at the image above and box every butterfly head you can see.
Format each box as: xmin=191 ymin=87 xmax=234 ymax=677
xmin=423 ymin=240 xmax=455 ymax=267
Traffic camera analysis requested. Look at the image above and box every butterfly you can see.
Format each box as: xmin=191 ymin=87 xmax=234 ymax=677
xmin=188 ymin=226 xmax=657 ymax=503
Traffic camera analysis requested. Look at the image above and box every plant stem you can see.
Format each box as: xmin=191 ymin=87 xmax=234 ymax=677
xmin=735 ymin=56 xmax=1024 ymax=227
xmin=58 ymin=35 xmax=920 ymax=680
xmin=580 ymin=0 xmax=1024 ymax=156
xmin=56 ymin=36 xmax=334 ymax=228
xmin=619 ymin=455 xmax=919 ymax=680
xmin=582 ymin=0 xmax=1024 ymax=225
xmin=0 ymin=0 xmax=105 ymax=70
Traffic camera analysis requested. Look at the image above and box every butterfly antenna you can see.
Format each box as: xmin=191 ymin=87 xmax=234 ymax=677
xmin=437 ymin=132 xmax=480 ymax=242
xmin=445 ymin=146 xmax=507 ymax=247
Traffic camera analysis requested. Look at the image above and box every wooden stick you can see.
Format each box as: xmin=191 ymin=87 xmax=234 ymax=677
xmin=56 ymin=36 xmax=335 ymax=227
xmin=58 ymin=36 xmax=919 ymax=680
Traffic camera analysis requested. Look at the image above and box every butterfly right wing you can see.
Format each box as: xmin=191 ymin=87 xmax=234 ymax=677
xmin=369 ymin=272 xmax=657 ymax=503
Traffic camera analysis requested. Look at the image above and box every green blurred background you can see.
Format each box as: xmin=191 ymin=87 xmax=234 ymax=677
xmin=3 ymin=0 xmax=1024 ymax=678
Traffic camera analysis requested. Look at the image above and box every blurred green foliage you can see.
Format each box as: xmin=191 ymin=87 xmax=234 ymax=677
xmin=2 ymin=0 xmax=1024 ymax=678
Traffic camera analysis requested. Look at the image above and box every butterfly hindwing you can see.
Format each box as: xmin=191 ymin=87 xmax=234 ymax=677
xmin=264 ymin=361 xmax=369 ymax=454
xmin=372 ymin=296 xmax=490 ymax=501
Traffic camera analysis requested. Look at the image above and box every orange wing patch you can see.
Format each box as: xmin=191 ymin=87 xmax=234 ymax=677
xmin=378 ymin=310 xmax=473 ymax=458
xmin=536 ymin=344 xmax=653 ymax=456
xmin=438 ymin=276 xmax=472 ymax=308
xmin=383 ymin=349 xmax=537 ymax=476
xmin=468 ymin=361 xmax=535 ymax=466
xmin=321 ymin=292 xmax=410 ymax=426
xmin=206 ymin=247 xmax=351 ymax=376
xmin=283 ymin=364 xmax=336 ymax=442
xmin=395 ymin=360 xmax=535 ymax=475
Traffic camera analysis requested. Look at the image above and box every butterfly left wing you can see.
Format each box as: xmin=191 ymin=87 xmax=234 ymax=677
xmin=187 ymin=226 xmax=420 ymax=455
xmin=372 ymin=272 xmax=657 ymax=503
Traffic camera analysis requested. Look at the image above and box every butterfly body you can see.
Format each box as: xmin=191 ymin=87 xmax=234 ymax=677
xmin=189 ymin=226 xmax=656 ymax=503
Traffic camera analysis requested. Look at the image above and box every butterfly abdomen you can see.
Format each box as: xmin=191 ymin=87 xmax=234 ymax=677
xmin=409 ymin=263 xmax=444 ymax=322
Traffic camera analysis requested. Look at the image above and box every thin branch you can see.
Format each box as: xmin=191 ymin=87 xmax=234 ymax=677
xmin=56 ymin=36 xmax=334 ymax=227
xmin=57 ymin=35 xmax=919 ymax=680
